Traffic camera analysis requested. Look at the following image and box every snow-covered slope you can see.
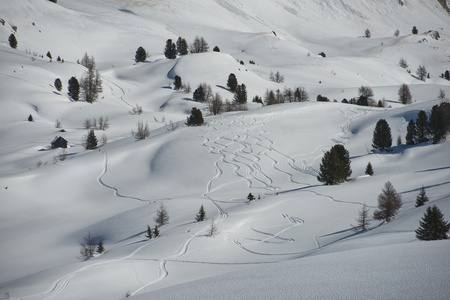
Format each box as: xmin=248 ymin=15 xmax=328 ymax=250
xmin=1 ymin=0 xmax=449 ymax=299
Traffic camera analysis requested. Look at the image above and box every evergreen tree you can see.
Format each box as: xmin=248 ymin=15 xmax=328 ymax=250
xmin=153 ymin=225 xmax=160 ymax=237
xmin=405 ymin=119 xmax=417 ymax=145
xmin=46 ymin=51 xmax=52 ymax=62
xmin=174 ymin=75 xmax=182 ymax=90
xmin=213 ymin=46 xmax=220 ymax=52
xmin=135 ymin=46 xmax=147 ymax=63
xmin=145 ymin=225 xmax=153 ymax=239
xmin=247 ymin=193 xmax=255 ymax=202
xmin=85 ymin=129 xmax=98 ymax=150
xmin=234 ymin=84 xmax=247 ymax=105
xmin=8 ymin=34 xmax=17 ymax=49
xmin=445 ymin=70 xmax=450 ymax=81
xmin=294 ymin=87 xmax=309 ymax=102
xmin=364 ymin=28 xmax=371 ymax=38
xmin=195 ymin=205 xmax=206 ymax=222
xmin=358 ymin=86 xmax=374 ymax=104
xmin=429 ymin=104 xmax=449 ymax=144
xmin=415 ymin=205 xmax=449 ymax=240
xmin=415 ymin=186 xmax=429 ymax=207
xmin=68 ymin=77 xmax=80 ymax=101
xmin=28 ymin=114 xmax=34 ymax=122
xmin=80 ymin=55 xmax=102 ymax=103
xmin=412 ymin=26 xmax=418 ymax=34
xmin=186 ymin=107 xmax=204 ymax=126
xmin=373 ymin=181 xmax=402 ymax=222
xmin=164 ymin=39 xmax=177 ymax=59
xmin=176 ymin=37 xmax=188 ymax=55
xmin=227 ymin=73 xmax=238 ymax=92
xmin=372 ymin=119 xmax=392 ymax=151
xmin=96 ymin=240 xmax=105 ymax=254
xmin=365 ymin=162 xmax=374 ymax=176
xmin=154 ymin=203 xmax=169 ymax=226
xmin=398 ymin=83 xmax=412 ymax=104
xmin=353 ymin=204 xmax=370 ymax=231
xmin=416 ymin=110 xmax=429 ymax=143
xmin=54 ymin=78 xmax=62 ymax=92
xmin=193 ymin=85 xmax=205 ymax=102
xmin=317 ymin=144 xmax=352 ymax=185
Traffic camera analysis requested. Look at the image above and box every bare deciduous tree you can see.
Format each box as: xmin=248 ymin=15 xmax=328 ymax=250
xmin=79 ymin=232 xmax=96 ymax=259
xmin=154 ymin=203 xmax=169 ymax=226
xmin=352 ymin=204 xmax=370 ymax=231
xmin=270 ymin=71 xmax=285 ymax=83
xmin=132 ymin=121 xmax=150 ymax=141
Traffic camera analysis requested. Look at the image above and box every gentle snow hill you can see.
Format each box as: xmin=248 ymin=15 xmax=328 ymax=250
xmin=1 ymin=0 xmax=450 ymax=299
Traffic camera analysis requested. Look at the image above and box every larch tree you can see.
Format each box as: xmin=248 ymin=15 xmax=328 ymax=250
xmin=80 ymin=54 xmax=102 ymax=103
xmin=154 ymin=203 xmax=169 ymax=226
xmin=195 ymin=205 xmax=206 ymax=222
xmin=373 ymin=181 xmax=402 ymax=222
xmin=416 ymin=65 xmax=427 ymax=81
xmin=398 ymin=84 xmax=412 ymax=104
xmin=353 ymin=204 xmax=371 ymax=231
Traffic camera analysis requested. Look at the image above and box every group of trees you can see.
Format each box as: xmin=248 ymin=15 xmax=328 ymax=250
xmin=79 ymin=232 xmax=105 ymax=259
xmin=406 ymin=103 xmax=450 ymax=145
xmin=186 ymin=107 xmax=204 ymax=126
xmin=264 ymin=86 xmax=309 ymax=105
xmin=67 ymin=53 xmax=102 ymax=103
xmin=145 ymin=203 xmax=169 ymax=239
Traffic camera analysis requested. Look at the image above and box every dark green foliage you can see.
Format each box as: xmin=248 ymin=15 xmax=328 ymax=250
xmin=193 ymin=85 xmax=205 ymax=102
xmin=164 ymin=39 xmax=177 ymax=59
xmin=195 ymin=205 xmax=206 ymax=222
xmin=365 ymin=162 xmax=373 ymax=176
xmin=247 ymin=193 xmax=255 ymax=202
xmin=187 ymin=107 xmax=204 ymax=126
xmin=213 ymin=46 xmax=220 ymax=52
xmin=373 ymin=181 xmax=402 ymax=222
xmin=356 ymin=96 xmax=368 ymax=106
xmin=415 ymin=205 xmax=449 ymax=240
xmin=145 ymin=225 xmax=153 ymax=239
xmin=46 ymin=51 xmax=52 ymax=61
xmin=253 ymin=95 xmax=263 ymax=104
xmin=377 ymin=100 xmax=384 ymax=107
xmin=416 ymin=110 xmax=429 ymax=143
xmin=372 ymin=119 xmax=392 ymax=151
xmin=415 ymin=186 xmax=429 ymax=207
xmin=28 ymin=114 xmax=34 ymax=122
xmin=316 ymin=95 xmax=330 ymax=102
xmin=49 ymin=0 xmax=57 ymax=3
xmin=398 ymin=84 xmax=412 ymax=104
xmin=317 ymin=144 xmax=352 ymax=185
xmin=445 ymin=70 xmax=450 ymax=81
xmin=176 ymin=37 xmax=188 ymax=55
xmin=135 ymin=46 xmax=146 ymax=63
xmin=154 ymin=203 xmax=169 ymax=226
xmin=364 ymin=28 xmax=371 ymax=38
xmin=412 ymin=26 xmax=418 ymax=34
xmin=174 ymin=75 xmax=182 ymax=90
xmin=234 ymin=84 xmax=247 ymax=105
xmin=96 ymin=240 xmax=105 ymax=254
xmin=227 ymin=73 xmax=238 ymax=92
xmin=153 ymin=225 xmax=160 ymax=237
xmin=405 ymin=119 xmax=416 ymax=145
xmin=8 ymin=34 xmax=17 ymax=49
xmin=68 ymin=76 xmax=80 ymax=101
xmin=429 ymin=103 xmax=450 ymax=144
xmin=54 ymin=78 xmax=62 ymax=92
xmin=85 ymin=129 xmax=98 ymax=150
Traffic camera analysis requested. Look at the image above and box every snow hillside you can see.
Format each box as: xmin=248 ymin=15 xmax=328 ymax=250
xmin=1 ymin=0 xmax=450 ymax=299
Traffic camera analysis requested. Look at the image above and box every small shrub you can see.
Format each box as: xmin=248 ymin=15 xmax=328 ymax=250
xmin=8 ymin=34 xmax=17 ymax=49
xmin=54 ymin=78 xmax=62 ymax=91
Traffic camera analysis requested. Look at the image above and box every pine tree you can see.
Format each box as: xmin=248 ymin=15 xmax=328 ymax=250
xmin=412 ymin=26 xmax=418 ymax=34
xmin=373 ymin=181 xmax=402 ymax=222
xmin=193 ymin=85 xmax=205 ymax=102
xmin=364 ymin=28 xmax=371 ymax=38
xmin=317 ymin=144 xmax=352 ymax=185
xmin=153 ymin=225 xmax=160 ymax=237
xmin=195 ymin=205 xmax=206 ymax=222
xmin=416 ymin=110 xmax=429 ymax=143
xmin=405 ymin=119 xmax=417 ymax=145
xmin=80 ymin=58 xmax=102 ymax=103
xmin=398 ymin=84 xmax=412 ymax=104
xmin=84 ymin=129 xmax=98 ymax=150
xmin=365 ymin=162 xmax=373 ymax=176
xmin=429 ymin=104 xmax=449 ymax=144
xmin=234 ymin=84 xmax=247 ymax=105
xmin=227 ymin=73 xmax=238 ymax=92
xmin=353 ymin=204 xmax=370 ymax=231
xmin=186 ymin=107 xmax=204 ymax=126
xmin=154 ymin=203 xmax=169 ymax=226
xmin=415 ymin=205 xmax=449 ymax=240
xmin=372 ymin=119 xmax=392 ymax=151
xmin=28 ymin=114 xmax=34 ymax=122
xmin=46 ymin=51 xmax=52 ymax=62
xmin=145 ymin=225 xmax=153 ymax=239
xmin=96 ymin=240 xmax=105 ymax=254
xmin=174 ymin=75 xmax=182 ymax=90
xmin=415 ymin=186 xmax=429 ymax=207
xmin=54 ymin=78 xmax=62 ymax=92
xmin=8 ymin=34 xmax=17 ymax=49
xmin=247 ymin=193 xmax=255 ymax=202
xmin=164 ymin=39 xmax=177 ymax=59
xmin=176 ymin=37 xmax=188 ymax=55
xmin=135 ymin=46 xmax=147 ymax=63
xmin=68 ymin=77 xmax=80 ymax=101
xmin=213 ymin=46 xmax=220 ymax=52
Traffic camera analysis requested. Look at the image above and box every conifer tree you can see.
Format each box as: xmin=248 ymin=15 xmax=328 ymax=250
xmin=84 ymin=129 xmax=98 ymax=150
xmin=364 ymin=28 xmax=371 ymax=38
xmin=415 ymin=205 xmax=449 ymax=240
xmin=96 ymin=240 xmax=105 ymax=254
xmin=234 ymin=84 xmax=247 ymax=105
xmin=176 ymin=37 xmax=188 ymax=55
xmin=80 ymin=56 xmax=102 ymax=103
xmin=416 ymin=65 xmax=427 ymax=81
xmin=153 ymin=225 xmax=160 ymax=237
xmin=68 ymin=76 xmax=80 ymax=101
xmin=398 ymin=84 xmax=412 ymax=104
xmin=227 ymin=73 xmax=238 ymax=92
xmin=193 ymin=85 xmax=205 ymax=102
xmin=135 ymin=46 xmax=147 ymax=63
xmin=415 ymin=110 xmax=429 ymax=143
xmin=154 ymin=203 xmax=169 ymax=226
xmin=373 ymin=181 xmax=402 ymax=222
xmin=213 ymin=46 xmax=220 ymax=52
xmin=247 ymin=193 xmax=255 ymax=202
xmin=415 ymin=186 xmax=429 ymax=207
xmin=405 ymin=119 xmax=417 ymax=145
xmin=145 ymin=225 xmax=153 ymax=239
xmin=186 ymin=107 xmax=204 ymax=126
xmin=372 ymin=119 xmax=392 ymax=151
xmin=429 ymin=104 xmax=449 ymax=144
xmin=54 ymin=78 xmax=62 ymax=92
xmin=8 ymin=34 xmax=17 ymax=49
xmin=353 ymin=204 xmax=370 ymax=231
xmin=46 ymin=51 xmax=52 ymax=62
xmin=164 ymin=39 xmax=177 ymax=59
xmin=412 ymin=26 xmax=418 ymax=34
xmin=28 ymin=114 xmax=34 ymax=122
xmin=317 ymin=145 xmax=352 ymax=185
xmin=195 ymin=205 xmax=206 ymax=222
xmin=174 ymin=75 xmax=182 ymax=90
xmin=365 ymin=162 xmax=374 ymax=176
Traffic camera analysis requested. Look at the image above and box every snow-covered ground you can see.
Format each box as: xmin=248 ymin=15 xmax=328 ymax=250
xmin=1 ymin=0 xmax=449 ymax=299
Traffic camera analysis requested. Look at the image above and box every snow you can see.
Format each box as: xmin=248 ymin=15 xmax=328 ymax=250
xmin=1 ymin=0 xmax=450 ymax=299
